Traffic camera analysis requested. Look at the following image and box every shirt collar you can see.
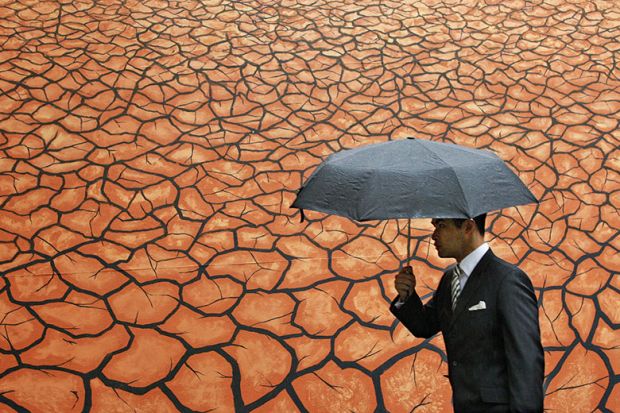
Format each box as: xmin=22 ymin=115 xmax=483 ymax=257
xmin=458 ymin=243 xmax=489 ymax=276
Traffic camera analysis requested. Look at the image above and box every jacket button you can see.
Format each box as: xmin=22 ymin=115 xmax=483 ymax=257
xmin=452 ymin=361 xmax=458 ymax=367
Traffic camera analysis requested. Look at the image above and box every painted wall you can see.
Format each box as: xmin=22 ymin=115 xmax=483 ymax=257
xmin=0 ymin=0 xmax=618 ymax=411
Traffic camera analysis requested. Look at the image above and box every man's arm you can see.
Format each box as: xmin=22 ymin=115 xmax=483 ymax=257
xmin=390 ymin=266 xmax=441 ymax=338
xmin=498 ymin=269 xmax=544 ymax=412
xmin=390 ymin=292 xmax=440 ymax=338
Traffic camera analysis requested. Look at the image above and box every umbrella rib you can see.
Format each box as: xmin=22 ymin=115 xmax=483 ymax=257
xmin=421 ymin=143 xmax=472 ymax=218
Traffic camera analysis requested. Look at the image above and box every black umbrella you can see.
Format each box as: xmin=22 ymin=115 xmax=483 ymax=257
xmin=292 ymin=138 xmax=537 ymax=261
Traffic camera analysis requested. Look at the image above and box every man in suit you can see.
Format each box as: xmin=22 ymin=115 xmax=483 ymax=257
xmin=391 ymin=214 xmax=544 ymax=412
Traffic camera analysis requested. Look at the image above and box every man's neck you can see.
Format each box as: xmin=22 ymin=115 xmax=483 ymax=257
xmin=456 ymin=239 xmax=485 ymax=263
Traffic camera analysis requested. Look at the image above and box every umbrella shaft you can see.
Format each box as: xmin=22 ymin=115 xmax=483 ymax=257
xmin=407 ymin=219 xmax=411 ymax=266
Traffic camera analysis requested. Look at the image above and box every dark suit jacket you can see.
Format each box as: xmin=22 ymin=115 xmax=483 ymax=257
xmin=391 ymin=250 xmax=544 ymax=413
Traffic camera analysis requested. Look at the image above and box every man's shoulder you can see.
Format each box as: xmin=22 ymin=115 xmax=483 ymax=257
xmin=484 ymin=250 xmax=536 ymax=293
xmin=484 ymin=249 xmax=520 ymax=268
xmin=483 ymin=249 xmax=529 ymax=279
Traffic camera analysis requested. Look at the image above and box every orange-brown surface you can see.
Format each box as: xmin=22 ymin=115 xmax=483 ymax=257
xmin=0 ymin=0 xmax=618 ymax=411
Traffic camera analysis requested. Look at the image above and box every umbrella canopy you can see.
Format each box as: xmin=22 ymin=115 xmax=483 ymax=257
xmin=292 ymin=138 xmax=537 ymax=221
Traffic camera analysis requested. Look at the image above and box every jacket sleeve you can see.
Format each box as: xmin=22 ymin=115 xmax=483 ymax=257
xmin=498 ymin=269 xmax=544 ymax=412
xmin=390 ymin=288 xmax=441 ymax=339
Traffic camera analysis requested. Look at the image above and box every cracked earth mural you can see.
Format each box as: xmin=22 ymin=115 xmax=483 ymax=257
xmin=0 ymin=0 xmax=618 ymax=411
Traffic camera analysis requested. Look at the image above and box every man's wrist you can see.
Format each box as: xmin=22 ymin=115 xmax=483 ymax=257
xmin=394 ymin=295 xmax=409 ymax=309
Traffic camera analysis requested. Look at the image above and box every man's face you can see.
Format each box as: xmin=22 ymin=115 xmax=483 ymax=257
xmin=431 ymin=219 xmax=465 ymax=260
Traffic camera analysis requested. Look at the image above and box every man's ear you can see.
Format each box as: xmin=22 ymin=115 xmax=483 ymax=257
xmin=464 ymin=219 xmax=476 ymax=234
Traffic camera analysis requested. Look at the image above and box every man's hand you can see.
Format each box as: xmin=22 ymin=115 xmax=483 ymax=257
xmin=395 ymin=265 xmax=416 ymax=302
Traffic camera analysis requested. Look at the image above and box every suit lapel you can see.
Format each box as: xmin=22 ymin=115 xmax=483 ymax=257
xmin=448 ymin=250 xmax=494 ymax=330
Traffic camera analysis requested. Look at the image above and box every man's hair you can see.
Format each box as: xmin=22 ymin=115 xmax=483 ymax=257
xmin=452 ymin=214 xmax=486 ymax=236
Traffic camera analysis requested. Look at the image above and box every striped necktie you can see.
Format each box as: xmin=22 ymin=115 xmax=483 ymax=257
xmin=451 ymin=264 xmax=463 ymax=311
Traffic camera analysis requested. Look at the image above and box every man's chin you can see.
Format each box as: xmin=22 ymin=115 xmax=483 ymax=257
xmin=435 ymin=249 xmax=450 ymax=259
